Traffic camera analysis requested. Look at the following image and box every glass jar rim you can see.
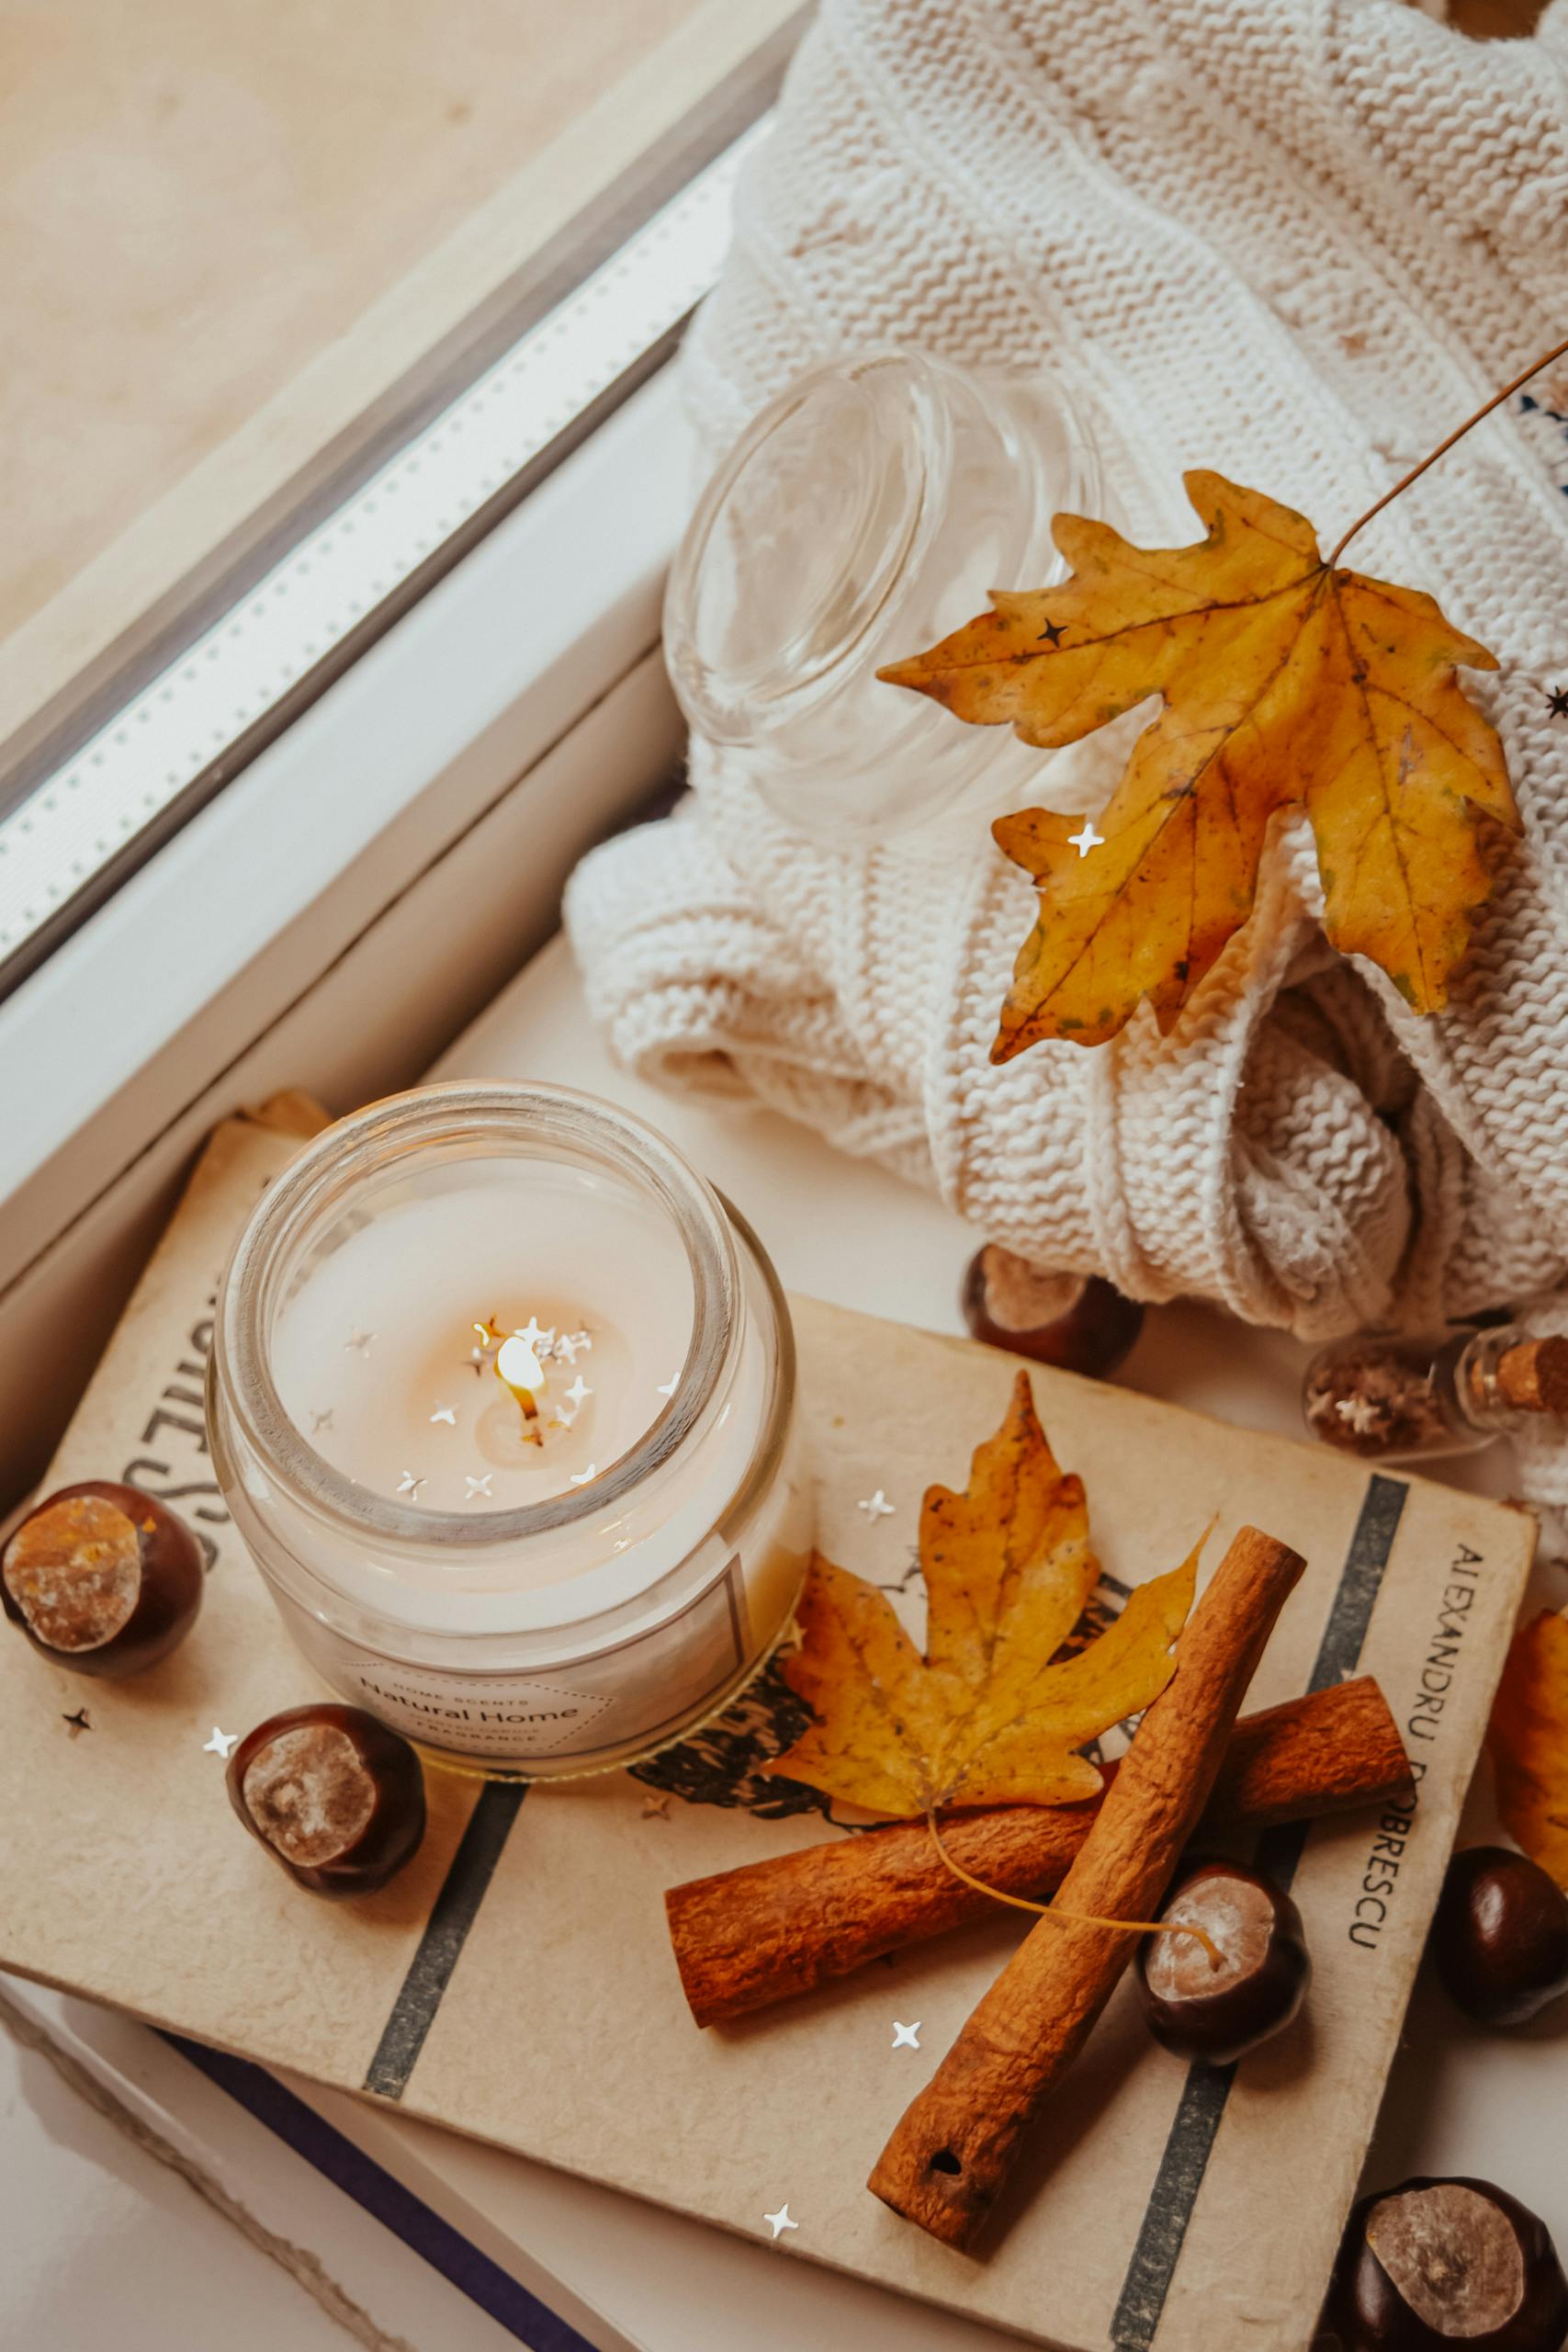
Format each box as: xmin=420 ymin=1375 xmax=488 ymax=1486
xmin=658 ymin=336 xmax=1104 ymax=823
xmin=665 ymin=345 xmax=949 ymax=747
xmin=215 ymin=1081 xmax=741 ymax=1550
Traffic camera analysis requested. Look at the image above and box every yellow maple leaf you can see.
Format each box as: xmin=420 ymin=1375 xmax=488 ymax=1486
xmin=1488 ymin=1609 xmax=1568 ymax=1886
xmin=764 ymin=1373 xmax=1198 ymax=1814
xmin=881 ymin=471 xmax=1518 ymax=1056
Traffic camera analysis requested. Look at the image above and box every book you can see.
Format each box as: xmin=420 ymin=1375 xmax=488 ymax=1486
xmin=0 ymin=1110 xmax=1532 ymax=2351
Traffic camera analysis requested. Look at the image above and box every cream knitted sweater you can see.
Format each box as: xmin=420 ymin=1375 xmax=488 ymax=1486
xmin=568 ymin=0 xmax=1568 ymax=1490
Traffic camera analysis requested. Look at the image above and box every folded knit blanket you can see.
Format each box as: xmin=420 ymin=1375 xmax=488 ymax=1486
xmin=568 ymin=0 xmax=1568 ymax=1493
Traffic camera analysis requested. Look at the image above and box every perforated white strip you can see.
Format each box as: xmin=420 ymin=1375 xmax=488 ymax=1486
xmin=0 ymin=125 xmax=761 ymax=963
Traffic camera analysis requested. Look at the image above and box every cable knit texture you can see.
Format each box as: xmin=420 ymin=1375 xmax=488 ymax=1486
xmin=569 ymin=0 xmax=1568 ymax=1481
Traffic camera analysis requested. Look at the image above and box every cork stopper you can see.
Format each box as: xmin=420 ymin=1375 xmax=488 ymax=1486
xmin=1491 ymin=1337 xmax=1568 ymax=1418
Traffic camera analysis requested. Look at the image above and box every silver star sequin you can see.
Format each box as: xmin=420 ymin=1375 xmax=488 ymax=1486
xmin=310 ymin=1407 xmax=334 ymax=1434
xmin=564 ymin=1375 xmax=592 ymax=1409
xmin=763 ymin=2205 xmax=799 ymax=2241
xmin=891 ymin=2020 xmax=921 ymax=2050
xmin=465 ymin=1473 xmax=494 ymax=1500
xmin=203 ymin=1727 xmax=239 ymax=1758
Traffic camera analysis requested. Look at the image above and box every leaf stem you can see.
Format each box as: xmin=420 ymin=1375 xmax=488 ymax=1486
xmin=923 ymin=1807 xmax=1221 ymax=1968
xmin=1327 ymin=330 xmax=1568 ymax=570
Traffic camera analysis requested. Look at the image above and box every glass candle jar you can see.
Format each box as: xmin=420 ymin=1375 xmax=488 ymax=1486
xmin=208 ymin=1084 xmax=811 ymax=1778
xmin=662 ymin=345 xmax=1110 ymax=841
xmin=1302 ymin=1324 xmax=1568 ymax=1463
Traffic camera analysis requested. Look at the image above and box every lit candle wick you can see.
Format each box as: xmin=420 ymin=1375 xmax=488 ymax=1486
xmin=495 ymin=1331 xmax=546 ymax=1436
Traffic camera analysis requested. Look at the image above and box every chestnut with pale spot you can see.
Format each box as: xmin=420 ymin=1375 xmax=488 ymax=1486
xmin=1135 ymin=1857 xmax=1309 ymax=2065
xmin=1329 ymin=2177 xmax=1568 ymax=2352
xmin=1 ymin=1481 xmax=203 ymax=1679
xmin=961 ymin=1246 xmax=1143 ymax=1380
xmin=227 ymin=1703 xmax=426 ymax=1897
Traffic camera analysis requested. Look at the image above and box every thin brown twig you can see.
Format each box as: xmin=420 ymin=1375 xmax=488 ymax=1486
xmin=1327 ymin=330 xmax=1568 ymax=569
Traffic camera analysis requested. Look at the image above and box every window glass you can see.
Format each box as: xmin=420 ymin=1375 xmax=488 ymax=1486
xmin=0 ymin=0 xmax=798 ymax=978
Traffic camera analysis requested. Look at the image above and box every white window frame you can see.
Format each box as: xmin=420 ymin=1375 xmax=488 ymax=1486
xmin=0 ymin=368 xmax=698 ymax=1498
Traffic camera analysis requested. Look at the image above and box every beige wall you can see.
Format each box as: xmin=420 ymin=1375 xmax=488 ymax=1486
xmin=1 ymin=0 xmax=721 ymax=642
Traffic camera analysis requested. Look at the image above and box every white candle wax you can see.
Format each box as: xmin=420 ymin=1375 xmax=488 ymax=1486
xmin=269 ymin=1161 xmax=693 ymax=1554
xmin=212 ymin=1084 xmax=812 ymax=1775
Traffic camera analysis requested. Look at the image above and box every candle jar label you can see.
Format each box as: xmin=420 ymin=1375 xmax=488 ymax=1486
xmin=322 ymin=1555 xmax=753 ymax=1769
xmin=334 ymin=1660 xmax=617 ymax=1758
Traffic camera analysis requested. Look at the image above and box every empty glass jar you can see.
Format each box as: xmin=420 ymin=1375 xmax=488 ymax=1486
xmin=662 ymin=346 xmax=1111 ymax=841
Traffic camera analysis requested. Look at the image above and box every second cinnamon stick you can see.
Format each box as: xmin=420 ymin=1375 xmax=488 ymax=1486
xmin=667 ymin=1675 xmax=1408 ymax=2025
xmin=868 ymin=1523 xmax=1305 ymax=2249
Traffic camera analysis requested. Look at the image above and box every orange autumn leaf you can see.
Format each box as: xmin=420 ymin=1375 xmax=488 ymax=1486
xmin=880 ymin=471 xmax=1518 ymax=1056
xmin=764 ymin=1372 xmax=1199 ymax=1815
xmin=1488 ymin=1609 xmax=1568 ymax=1887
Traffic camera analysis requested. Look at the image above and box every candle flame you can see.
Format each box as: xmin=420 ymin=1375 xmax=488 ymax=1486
xmin=495 ymin=1331 xmax=545 ymax=1438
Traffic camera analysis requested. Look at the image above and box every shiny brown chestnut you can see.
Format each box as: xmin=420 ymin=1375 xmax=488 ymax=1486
xmin=1328 ymin=2177 xmax=1568 ymax=2352
xmin=228 ymin=1703 xmax=426 ymax=1897
xmin=1430 ymin=1847 xmax=1568 ymax=2028
xmin=1136 ymin=1857 xmax=1310 ymax=2065
xmin=1 ymin=1480 xmax=203 ymax=1679
xmin=961 ymin=1246 xmax=1144 ymax=1380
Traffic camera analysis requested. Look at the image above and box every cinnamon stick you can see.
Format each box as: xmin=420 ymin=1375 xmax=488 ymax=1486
xmin=868 ymin=1523 xmax=1305 ymax=2249
xmin=667 ymin=1676 xmax=1408 ymax=2026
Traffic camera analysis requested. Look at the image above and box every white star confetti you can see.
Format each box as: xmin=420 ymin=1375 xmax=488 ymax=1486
xmin=640 ymin=1792 xmax=671 ymax=1820
xmin=465 ymin=1474 xmax=494 ymax=1500
xmin=891 ymin=2020 xmax=921 ymax=2050
xmin=564 ymin=1375 xmax=592 ymax=1409
xmin=655 ymin=1374 xmax=680 ymax=1399
xmin=857 ymin=1489 xmax=895 ymax=1521
xmin=555 ymin=1329 xmax=590 ymax=1364
xmin=763 ymin=2205 xmax=799 ymax=2241
xmin=1068 ymin=819 xmax=1105 ymax=858
xmin=310 ymin=1407 xmax=334 ymax=1434
xmin=515 ymin=1316 xmax=556 ymax=1356
xmin=344 ymin=1329 xmax=376 ymax=1355
xmin=429 ymin=1404 xmax=457 ymax=1427
xmin=396 ymin=1471 xmax=426 ymax=1499
xmin=203 ymin=1727 xmax=239 ymax=1758
xmin=569 ymin=1464 xmax=599 ymax=1487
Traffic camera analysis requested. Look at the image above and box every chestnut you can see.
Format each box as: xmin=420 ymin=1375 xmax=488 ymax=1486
xmin=1328 ymin=2177 xmax=1568 ymax=2352
xmin=2 ymin=1480 xmax=203 ymax=1679
xmin=228 ymin=1703 xmax=425 ymax=1896
xmin=1430 ymin=1847 xmax=1568 ymax=2028
xmin=1136 ymin=1858 xmax=1310 ymax=2065
xmin=961 ymin=1247 xmax=1144 ymax=1380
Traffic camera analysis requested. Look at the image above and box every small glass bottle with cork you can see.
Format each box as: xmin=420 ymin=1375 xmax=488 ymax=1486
xmin=1302 ymin=1325 xmax=1568 ymax=1463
